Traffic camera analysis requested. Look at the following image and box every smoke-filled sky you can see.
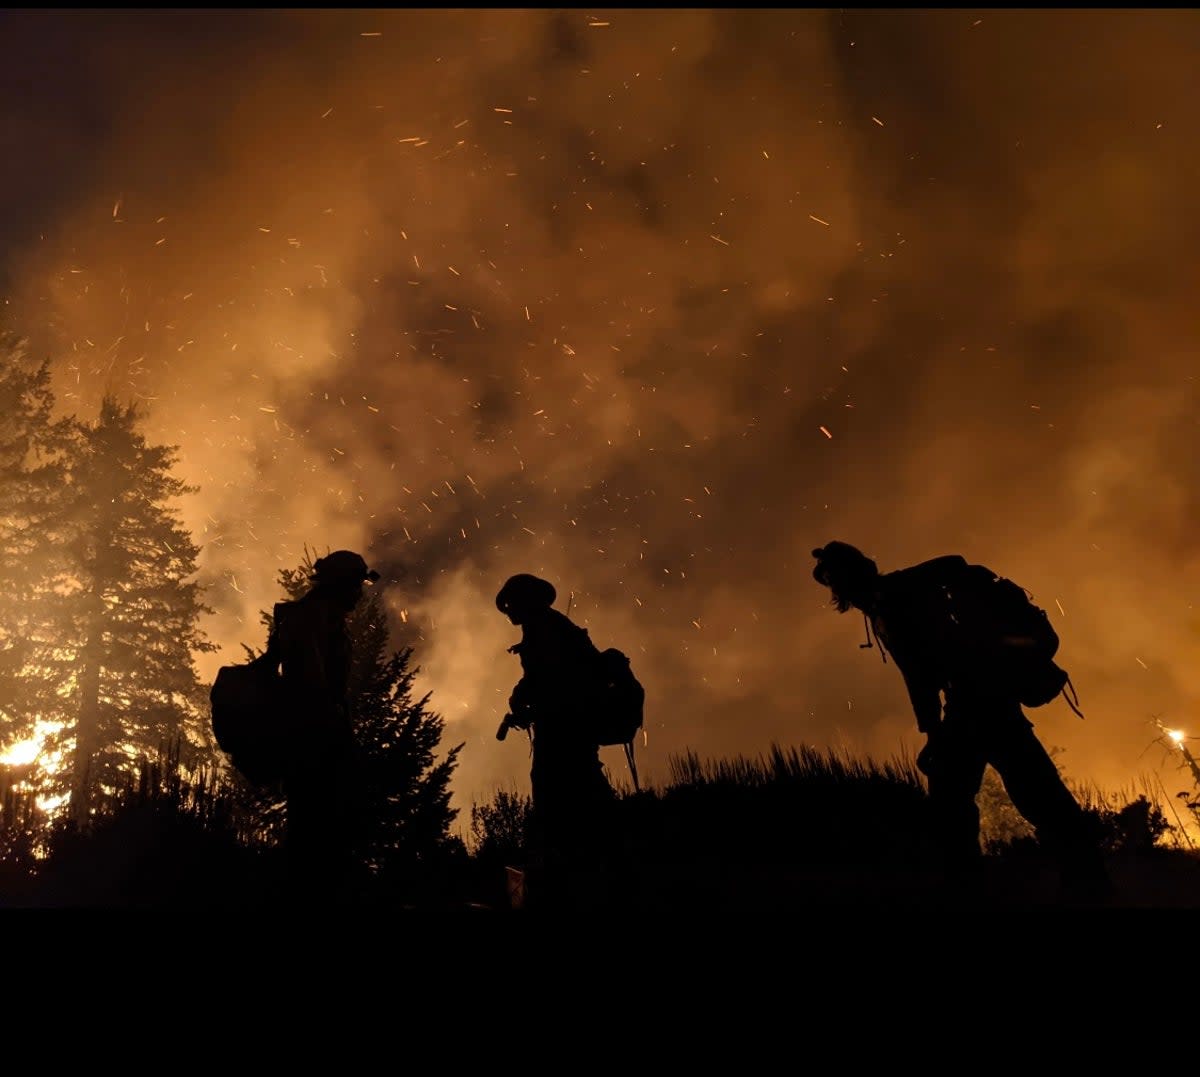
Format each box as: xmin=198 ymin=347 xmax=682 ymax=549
xmin=2 ymin=9 xmax=1198 ymax=824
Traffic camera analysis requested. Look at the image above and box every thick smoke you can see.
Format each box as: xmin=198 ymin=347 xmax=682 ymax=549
xmin=2 ymin=10 xmax=1198 ymax=824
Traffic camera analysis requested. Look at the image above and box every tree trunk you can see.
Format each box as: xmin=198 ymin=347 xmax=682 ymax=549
xmin=71 ymin=588 xmax=105 ymax=827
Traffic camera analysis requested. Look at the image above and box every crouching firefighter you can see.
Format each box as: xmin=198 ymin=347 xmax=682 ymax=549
xmin=811 ymin=541 xmax=1112 ymax=901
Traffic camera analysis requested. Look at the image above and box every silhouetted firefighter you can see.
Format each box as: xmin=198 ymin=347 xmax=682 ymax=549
xmin=272 ymin=549 xmax=380 ymax=902
xmin=811 ymin=541 xmax=1111 ymax=901
xmin=495 ymin=573 xmax=616 ymax=908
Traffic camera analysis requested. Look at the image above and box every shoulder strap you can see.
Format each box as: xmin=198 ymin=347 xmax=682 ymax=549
xmin=861 ymin=613 xmax=888 ymax=664
xmin=1062 ymin=675 xmax=1085 ymax=719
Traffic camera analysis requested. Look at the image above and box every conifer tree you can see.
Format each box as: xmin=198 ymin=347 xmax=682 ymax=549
xmin=0 ymin=331 xmax=73 ymax=755
xmin=39 ymin=397 xmax=215 ymax=824
xmin=258 ymin=554 xmax=463 ymax=892
xmin=344 ymin=579 xmax=463 ymax=886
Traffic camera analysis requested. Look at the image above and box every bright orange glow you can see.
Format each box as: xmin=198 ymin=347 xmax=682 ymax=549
xmin=0 ymin=737 xmax=41 ymax=767
xmin=0 ymin=720 xmax=68 ymax=815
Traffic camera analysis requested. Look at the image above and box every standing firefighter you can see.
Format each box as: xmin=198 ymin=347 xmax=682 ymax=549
xmin=272 ymin=549 xmax=380 ymax=902
xmin=495 ymin=573 xmax=616 ymax=906
xmin=811 ymin=541 xmax=1111 ymax=900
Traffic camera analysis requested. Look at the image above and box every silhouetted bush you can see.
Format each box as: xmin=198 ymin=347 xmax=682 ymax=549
xmin=624 ymin=743 xmax=934 ymax=868
xmin=466 ymin=742 xmax=1198 ymax=911
xmin=26 ymin=743 xmax=279 ymax=908
xmin=6 ymin=736 xmax=1196 ymax=910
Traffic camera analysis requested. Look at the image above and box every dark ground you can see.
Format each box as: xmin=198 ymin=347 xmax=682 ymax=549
xmin=475 ymin=846 xmax=1200 ymax=915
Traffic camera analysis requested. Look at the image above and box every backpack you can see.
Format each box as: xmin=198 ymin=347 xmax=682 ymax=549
xmin=591 ymin=647 xmax=645 ymax=741
xmin=210 ymin=640 xmax=288 ymax=786
xmin=916 ymin=559 xmax=1082 ymax=716
xmin=504 ymin=613 xmax=648 ymax=791
xmin=588 ymin=647 xmax=647 ymax=792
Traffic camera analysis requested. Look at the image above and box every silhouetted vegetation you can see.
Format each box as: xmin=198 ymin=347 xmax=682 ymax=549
xmin=1 ymin=337 xmax=215 ymax=824
xmin=0 ymin=335 xmax=75 ymax=765
xmin=0 ymin=741 xmax=271 ymax=907
xmin=1 ymin=735 xmax=1197 ymax=909
xmin=52 ymin=397 xmax=216 ymax=823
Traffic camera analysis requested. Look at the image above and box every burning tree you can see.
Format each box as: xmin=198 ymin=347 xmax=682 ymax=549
xmin=0 ymin=332 xmax=75 ymax=760
xmin=36 ymin=397 xmax=216 ymax=824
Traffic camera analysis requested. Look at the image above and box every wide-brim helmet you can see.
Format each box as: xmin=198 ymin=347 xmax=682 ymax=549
xmin=811 ymin=542 xmax=877 ymax=587
xmin=496 ymin=573 xmax=556 ymax=614
xmin=312 ymin=550 xmax=381 ymax=585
